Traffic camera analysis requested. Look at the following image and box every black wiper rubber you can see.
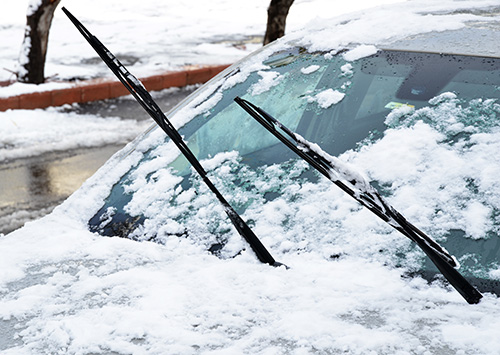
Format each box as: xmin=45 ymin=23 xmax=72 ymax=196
xmin=62 ymin=7 xmax=283 ymax=267
xmin=235 ymin=96 xmax=483 ymax=304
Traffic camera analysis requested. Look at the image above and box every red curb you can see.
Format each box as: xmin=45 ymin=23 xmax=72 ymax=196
xmin=109 ymin=81 xmax=129 ymax=98
xmin=18 ymin=91 xmax=52 ymax=110
xmin=0 ymin=96 xmax=20 ymax=111
xmin=209 ymin=65 xmax=229 ymax=77
xmin=142 ymin=75 xmax=164 ymax=92
xmin=163 ymin=71 xmax=187 ymax=89
xmin=81 ymin=82 xmax=111 ymax=102
xmin=186 ymin=67 xmax=215 ymax=85
xmin=52 ymin=88 xmax=81 ymax=107
xmin=0 ymin=64 xmax=231 ymax=112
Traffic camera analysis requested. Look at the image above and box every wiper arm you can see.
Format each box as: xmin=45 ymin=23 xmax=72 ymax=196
xmin=234 ymin=96 xmax=483 ymax=304
xmin=62 ymin=7 xmax=284 ymax=267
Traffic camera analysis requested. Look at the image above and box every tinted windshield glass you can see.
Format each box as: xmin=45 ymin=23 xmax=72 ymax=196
xmin=89 ymin=48 xmax=500 ymax=293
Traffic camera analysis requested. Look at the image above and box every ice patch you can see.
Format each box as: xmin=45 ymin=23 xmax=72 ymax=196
xmin=301 ymin=65 xmax=320 ymax=74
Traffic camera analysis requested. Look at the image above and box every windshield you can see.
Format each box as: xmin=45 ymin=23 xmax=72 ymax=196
xmin=89 ymin=47 xmax=500 ymax=293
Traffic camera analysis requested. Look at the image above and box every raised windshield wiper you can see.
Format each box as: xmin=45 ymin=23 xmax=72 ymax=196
xmin=234 ymin=96 xmax=483 ymax=304
xmin=62 ymin=7 xmax=284 ymax=267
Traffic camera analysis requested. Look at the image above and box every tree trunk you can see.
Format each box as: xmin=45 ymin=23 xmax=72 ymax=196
xmin=17 ymin=0 xmax=62 ymax=84
xmin=263 ymin=0 xmax=294 ymax=45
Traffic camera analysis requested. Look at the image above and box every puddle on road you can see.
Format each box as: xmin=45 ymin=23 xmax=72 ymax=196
xmin=0 ymin=144 xmax=124 ymax=235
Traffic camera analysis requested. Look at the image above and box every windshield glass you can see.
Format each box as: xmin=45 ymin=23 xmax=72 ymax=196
xmin=89 ymin=48 xmax=500 ymax=293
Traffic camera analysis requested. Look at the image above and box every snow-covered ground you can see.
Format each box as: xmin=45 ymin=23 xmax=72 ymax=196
xmin=3 ymin=0 xmax=500 ymax=354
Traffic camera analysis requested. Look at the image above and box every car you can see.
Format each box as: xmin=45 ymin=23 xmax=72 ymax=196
xmin=88 ymin=8 xmax=500 ymax=296
xmin=2 ymin=1 xmax=500 ymax=353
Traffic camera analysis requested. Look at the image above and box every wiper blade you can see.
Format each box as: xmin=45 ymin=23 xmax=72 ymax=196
xmin=235 ymin=96 xmax=483 ymax=304
xmin=62 ymin=7 xmax=283 ymax=267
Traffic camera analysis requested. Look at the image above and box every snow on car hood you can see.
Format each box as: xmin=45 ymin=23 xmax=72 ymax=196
xmin=2 ymin=1 xmax=500 ymax=353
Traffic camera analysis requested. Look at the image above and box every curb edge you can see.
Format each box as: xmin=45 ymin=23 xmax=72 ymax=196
xmin=0 ymin=64 xmax=230 ymax=112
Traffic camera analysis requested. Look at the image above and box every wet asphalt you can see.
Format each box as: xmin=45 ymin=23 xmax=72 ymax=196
xmin=0 ymin=86 xmax=197 ymax=235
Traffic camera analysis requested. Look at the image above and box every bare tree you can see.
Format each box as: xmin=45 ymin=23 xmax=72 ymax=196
xmin=263 ymin=0 xmax=294 ymax=45
xmin=18 ymin=0 xmax=62 ymax=84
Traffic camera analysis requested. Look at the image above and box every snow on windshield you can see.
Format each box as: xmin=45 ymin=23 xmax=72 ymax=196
xmin=307 ymin=88 xmax=345 ymax=108
xmin=369 ymin=93 xmax=500 ymax=242
xmin=4 ymin=92 xmax=500 ymax=352
xmin=116 ymin=91 xmax=500 ymax=276
xmin=343 ymin=45 xmax=378 ymax=62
